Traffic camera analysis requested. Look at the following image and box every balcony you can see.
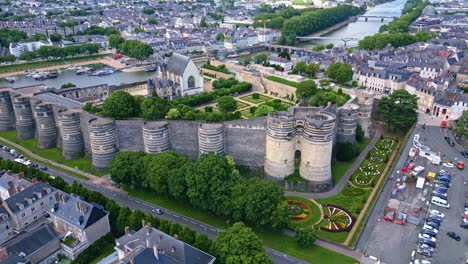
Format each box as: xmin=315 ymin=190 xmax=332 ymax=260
xmin=61 ymin=235 xmax=89 ymax=260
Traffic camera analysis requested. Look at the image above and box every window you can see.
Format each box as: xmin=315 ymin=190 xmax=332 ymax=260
xmin=187 ymin=76 xmax=195 ymax=89
xmin=40 ymin=202 xmax=44 ymax=207
xmin=33 ymin=216 xmax=37 ymax=220
xmin=31 ymin=207 xmax=36 ymax=212
xmin=21 ymin=213 xmax=26 ymax=218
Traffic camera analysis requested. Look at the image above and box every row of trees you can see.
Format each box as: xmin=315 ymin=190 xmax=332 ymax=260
xmin=109 ymin=152 xmax=289 ymax=229
xmin=379 ymin=0 xmax=427 ymax=33
xmin=108 ymin=34 xmax=153 ymax=60
xmin=278 ymin=5 xmax=363 ymax=45
xmin=34 ymin=43 xmax=100 ymax=59
xmin=0 ymin=157 xmax=271 ymax=263
xmin=291 ymin=61 xmax=320 ymax=77
xmin=358 ymin=31 xmax=436 ymax=50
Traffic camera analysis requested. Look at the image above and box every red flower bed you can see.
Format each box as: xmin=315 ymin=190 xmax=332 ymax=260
xmin=288 ymin=199 xmax=313 ymax=222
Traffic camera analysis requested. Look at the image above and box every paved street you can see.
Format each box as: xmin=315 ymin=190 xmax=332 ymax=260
xmin=356 ymin=122 xmax=468 ymax=264
xmin=0 ymin=149 xmax=305 ymax=264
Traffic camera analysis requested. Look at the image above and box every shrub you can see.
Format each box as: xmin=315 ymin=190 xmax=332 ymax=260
xmin=252 ymin=93 xmax=260 ymax=99
xmin=295 ymin=227 xmax=316 ymax=248
xmin=335 ymin=142 xmax=361 ymax=162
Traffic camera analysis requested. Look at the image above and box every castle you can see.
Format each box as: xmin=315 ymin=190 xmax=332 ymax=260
xmin=0 ymin=86 xmax=374 ymax=193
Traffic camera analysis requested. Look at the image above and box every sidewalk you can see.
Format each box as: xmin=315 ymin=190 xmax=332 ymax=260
xmin=0 ymin=136 xmax=120 ymax=191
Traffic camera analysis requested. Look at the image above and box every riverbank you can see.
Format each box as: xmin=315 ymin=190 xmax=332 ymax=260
xmin=309 ymin=16 xmax=358 ymax=37
xmin=0 ymin=55 xmax=125 ymax=79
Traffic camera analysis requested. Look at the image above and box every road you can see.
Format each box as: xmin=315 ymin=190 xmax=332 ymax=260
xmin=0 ymin=149 xmax=306 ymax=264
xmin=356 ymin=120 xmax=468 ymax=264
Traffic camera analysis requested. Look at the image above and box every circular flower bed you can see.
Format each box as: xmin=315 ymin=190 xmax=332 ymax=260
xmin=288 ymin=200 xmax=312 ymax=221
xmin=320 ymin=205 xmax=356 ymax=232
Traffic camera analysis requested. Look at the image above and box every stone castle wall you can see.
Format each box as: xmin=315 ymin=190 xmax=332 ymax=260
xmin=0 ymin=87 xmax=375 ymax=192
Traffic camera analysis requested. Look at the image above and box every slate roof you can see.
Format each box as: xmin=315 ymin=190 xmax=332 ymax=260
xmin=0 ymin=172 xmax=32 ymax=196
xmin=50 ymin=192 xmax=108 ymax=229
xmin=4 ymin=224 xmax=58 ymax=257
xmin=1 ymin=254 xmax=30 ymax=264
xmin=166 ymin=53 xmax=190 ymax=75
xmin=116 ymin=226 xmax=215 ymax=264
xmin=4 ymin=182 xmax=54 ymax=214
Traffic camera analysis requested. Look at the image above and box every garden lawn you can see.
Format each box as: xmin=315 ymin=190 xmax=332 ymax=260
xmin=240 ymin=94 xmax=272 ymax=104
xmin=0 ymin=130 xmax=107 ymax=176
xmin=331 ymin=159 xmax=356 ymax=185
xmin=240 ymin=108 xmax=254 ymax=118
xmin=0 ymin=54 xmax=106 ymax=73
xmin=235 ymin=100 xmax=250 ymax=110
xmin=256 ymin=229 xmax=357 ymax=264
xmin=126 ymin=188 xmax=229 ymax=229
xmin=286 ymin=196 xmax=322 ymax=227
xmin=265 ymin=76 xmax=299 ymax=88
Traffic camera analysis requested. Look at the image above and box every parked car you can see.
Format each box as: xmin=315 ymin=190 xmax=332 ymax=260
xmin=422 ymin=224 xmax=438 ymax=233
xmin=420 ymin=229 xmax=437 ymax=238
xmin=465 ymin=200 xmax=468 ymax=211
xmin=427 ymin=216 xmax=442 ymax=224
xmin=419 ymin=239 xmax=436 ymax=248
xmin=435 ymin=176 xmax=451 ymax=184
xmin=418 ymin=243 xmax=435 ymax=253
xmin=434 ymin=187 xmax=447 ymax=194
xmin=152 ymin=208 xmax=164 ymax=215
xmin=425 ymin=221 xmax=440 ymax=228
xmin=416 ymin=247 xmax=432 ymax=257
xmin=435 ymin=182 xmax=450 ymax=189
xmin=428 ymin=214 xmax=443 ymax=222
xmin=414 ymin=260 xmax=431 ymax=264
xmin=432 ymin=192 xmax=448 ymax=200
xmin=442 ymin=162 xmax=454 ymax=168
xmin=39 ymin=165 xmax=47 ymax=171
xmin=447 ymin=232 xmax=461 ymax=241
xmin=429 ymin=209 xmax=445 ymax=218
xmin=418 ymin=234 xmax=437 ymax=242
xmin=445 ymin=136 xmax=455 ymax=146
xmin=461 ymin=222 xmax=468 ymax=229
xmin=438 ymin=170 xmax=450 ymax=176
xmin=461 ymin=150 xmax=468 ymax=158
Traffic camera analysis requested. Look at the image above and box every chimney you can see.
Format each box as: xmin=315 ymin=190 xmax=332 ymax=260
xmin=142 ymin=219 xmax=146 ymax=228
xmin=146 ymin=236 xmax=151 ymax=248
xmin=327 ymin=101 xmax=332 ymax=108
xmin=125 ymin=226 xmax=130 ymax=235
xmin=146 ymin=225 xmax=151 ymax=235
xmin=174 ymin=234 xmax=178 ymax=240
xmin=32 ymin=178 xmax=38 ymax=184
xmin=153 ymin=244 xmax=159 ymax=260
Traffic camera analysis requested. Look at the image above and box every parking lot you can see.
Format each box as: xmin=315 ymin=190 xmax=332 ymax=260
xmin=357 ymin=125 xmax=468 ymax=264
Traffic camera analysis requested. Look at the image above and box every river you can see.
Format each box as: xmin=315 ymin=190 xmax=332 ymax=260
xmin=297 ymin=0 xmax=407 ymax=48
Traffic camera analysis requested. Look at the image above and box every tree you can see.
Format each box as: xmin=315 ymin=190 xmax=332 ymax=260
xmin=141 ymin=95 xmax=170 ymax=119
xmin=325 ymin=43 xmax=334 ymax=49
xmin=292 ymin=61 xmax=307 ymax=74
xmin=295 ymin=227 xmax=317 ymax=248
xmin=165 ymin=108 xmax=181 ymax=120
xmin=142 ymin=7 xmax=155 ymax=15
xmin=102 ymin=91 xmax=141 ymax=118
xmin=108 ymin=34 xmax=125 ymax=49
xmin=61 ymin=83 xmax=76 ymax=89
xmin=217 ymin=96 xmax=238 ymax=115
xmin=335 ymin=142 xmax=360 ymax=162
xmin=239 ymin=54 xmax=251 ymax=66
xmin=454 ymin=111 xmax=468 ymax=139
xmin=254 ymin=53 xmax=268 ymax=64
xmin=200 ymin=17 xmax=208 ymax=27
xmin=215 ymin=33 xmax=225 ymax=41
xmin=116 ymin=207 xmax=132 ymax=233
xmin=194 ymin=234 xmax=212 ymax=253
xmin=49 ymin=33 xmax=62 ymax=42
xmin=167 ymin=162 xmax=192 ymax=201
xmin=211 ymin=222 xmax=272 ymax=264
xmin=254 ymin=104 xmax=276 ymax=117
xmin=312 ymin=45 xmax=325 ymax=51
xmin=377 ymin=89 xmax=418 ymax=131
xmin=19 ymin=51 xmax=37 ymax=61
xmin=326 ymin=62 xmax=352 ymax=83
xmin=147 ymin=17 xmax=158 ymax=25
xmin=296 ymin=80 xmax=317 ymax=100
xmin=179 ymin=226 xmax=196 ymax=245
xmin=119 ymin=40 xmax=153 ymax=60
xmin=356 ymin=123 xmax=365 ymax=142
xmin=109 ymin=151 xmax=147 ymax=187
xmin=305 ymin=63 xmax=319 ymax=77
xmin=145 ymin=151 xmax=183 ymax=195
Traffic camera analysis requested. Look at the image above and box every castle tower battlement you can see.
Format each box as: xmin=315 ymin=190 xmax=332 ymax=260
xmin=32 ymin=102 xmax=57 ymax=149
xmin=336 ymin=103 xmax=360 ymax=143
xmin=198 ymin=123 xmax=224 ymax=156
xmin=88 ymin=118 xmax=118 ymax=171
xmin=11 ymin=94 xmax=35 ymax=140
xmin=58 ymin=109 xmax=84 ymax=159
xmin=0 ymin=91 xmax=15 ymax=131
xmin=143 ymin=122 xmax=170 ymax=154
xmin=356 ymin=90 xmax=375 ymax=137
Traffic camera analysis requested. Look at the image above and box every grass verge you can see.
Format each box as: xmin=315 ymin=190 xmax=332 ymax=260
xmin=0 ymin=54 xmax=107 ymax=73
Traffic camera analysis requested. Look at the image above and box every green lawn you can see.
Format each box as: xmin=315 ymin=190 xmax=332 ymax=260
xmin=331 ymin=159 xmax=355 ymax=185
xmin=235 ymin=100 xmax=250 ymax=110
xmin=241 ymin=108 xmax=254 ymax=118
xmin=0 ymin=130 xmax=107 ymax=176
xmin=240 ymin=94 xmax=273 ymax=104
xmin=287 ymin=196 xmax=322 ymax=228
xmin=0 ymin=54 xmax=107 ymax=73
xmin=256 ymin=229 xmax=357 ymax=264
xmin=90 ymin=243 xmax=116 ymax=264
xmin=265 ymin=76 xmax=299 ymax=88
xmin=126 ymin=188 xmax=229 ymax=229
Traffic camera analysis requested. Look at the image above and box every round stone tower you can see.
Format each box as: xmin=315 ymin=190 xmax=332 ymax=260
xmin=198 ymin=123 xmax=225 ymax=156
xmin=32 ymin=102 xmax=57 ymax=149
xmin=57 ymin=109 xmax=84 ymax=159
xmin=336 ymin=103 xmax=360 ymax=143
xmin=88 ymin=118 xmax=118 ymax=171
xmin=142 ymin=122 xmax=170 ymax=154
xmin=300 ymin=112 xmax=335 ymax=191
xmin=0 ymin=91 xmax=15 ymax=131
xmin=264 ymin=113 xmax=297 ymax=180
xmin=356 ymin=90 xmax=375 ymax=137
xmin=11 ymin=95 xmax=35 ymax=140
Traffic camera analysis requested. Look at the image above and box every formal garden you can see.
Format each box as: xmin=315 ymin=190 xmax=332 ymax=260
xmin=287 ymin=137 xmax=398 ymax=245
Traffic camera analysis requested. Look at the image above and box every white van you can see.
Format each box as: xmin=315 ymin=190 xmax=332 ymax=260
xmin=431 ymin=196 xmax=450 ymax=208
